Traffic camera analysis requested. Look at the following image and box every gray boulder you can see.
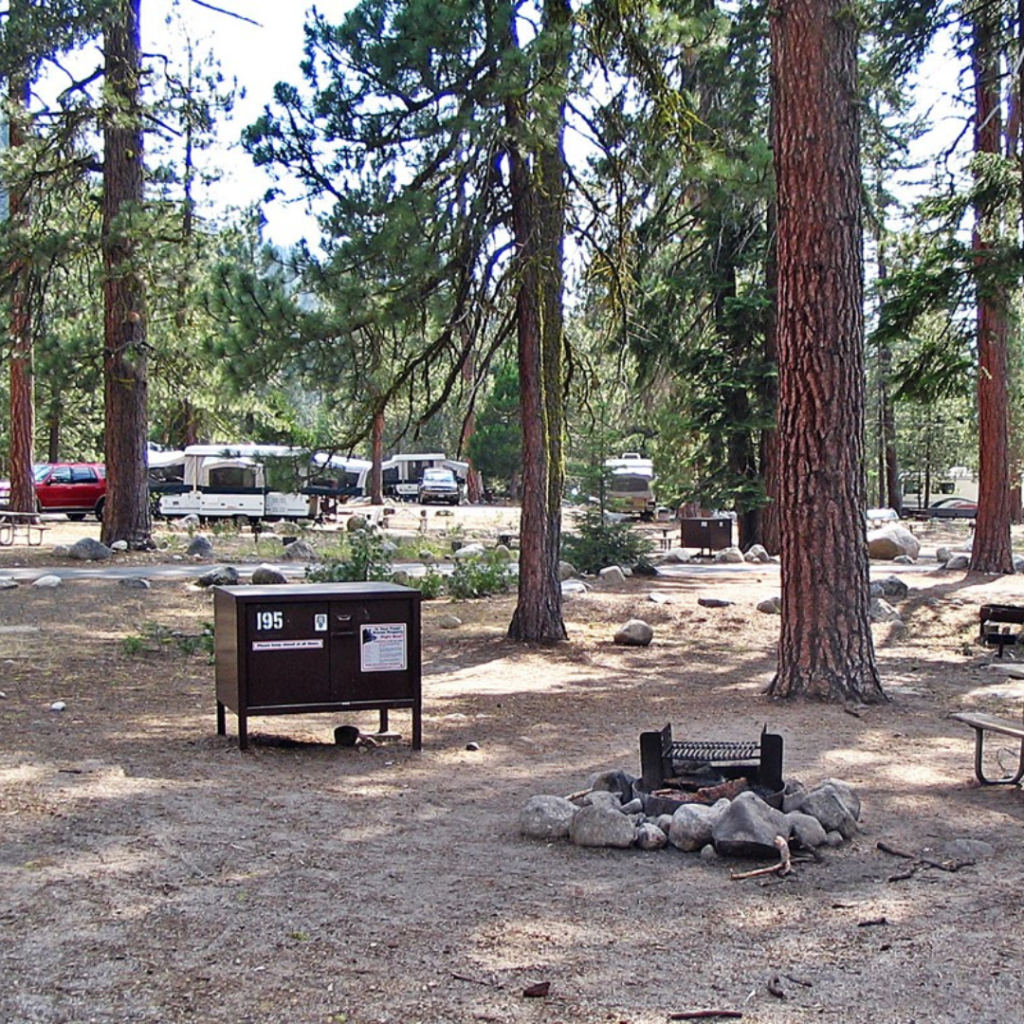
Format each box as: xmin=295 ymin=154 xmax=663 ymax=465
xmin=437 ymin=614 xmax=462 ymax=629
xmin=636 ymin=823 xmax=669 ymax=850
xmin=869 ymin=597 xmax=901 ymax=623
xmin=32 ymin=575 xmax=62 ymax=588
xmin=943 ymin=554 xmax=970 ymax=571
xmin=613 ymin=619 xmax=653 ymax=646
xmin=569 ymin=804 xmax=637 ymax=848
xmin=347 ymin=515 xmax=370 ymax=532
xmin=453 ymin=543 xmax=487 ymax=559
xmin=196 ymin=566 xmax=240 ymax=588
xmin=186 ymin=534 xmax=214 ymax=558
xmin=251 ymin=564 xmax=287 ymax=585
xmin=714 ymin=546 xmax=745 ymax=564
xmin=283 ymin=540 xmax=318 ymax=561
xmin=660 ymin=548 xmax=693 ymax=564
xmin=519 ymin=795 xmax=578 ymax=840
xmin=789 ymin=782 xmax=859 ymax=839
xmin=875 ymin=575 xmax=909 ymax=600
xmin=667 ymin=803 xmax=719 ymax=852
xmin=0 ymin=577 xmax=18 ymax=590
xmin=118 ymin=577 xmax=151 ymax=590
xmin=936 ymin=546 xmax=954 ymax=564
xmin=599 ymin=565 xmax=626 ymax=586
xmin=587 ymin=770 xmax=636 ymax=801
xmin=757 ymin=596 xmax=782 ymax=614
xmin=557 ymin=560 xmax=578 ymax=581
xmin=867 ymin=525 xmax=920 ymax=560
xmin=561 ymin=579 xmax=589 ymax=596
xmin=711 ymin=790 xmax=790 ymax=858
xmin=744 ymin=544 xmax=772 ymax=564
xmin=785 ymin=811 xmax=828 ymax=849
xmin=68 ymin=537 xmax=114 ymax=561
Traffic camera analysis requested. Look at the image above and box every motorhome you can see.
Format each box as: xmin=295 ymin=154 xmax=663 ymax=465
xmin=604 ymin=453 xmax=657 ymax=519
xmin=381 ymin=453 xmax=469 ymax=500
xmin=155 ymin=444 xmax=319 ymax=521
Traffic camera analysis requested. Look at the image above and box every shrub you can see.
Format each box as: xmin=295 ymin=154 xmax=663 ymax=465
xmin=403 ymin=568 xmax=446 ymax=599
xmin=447 ymin=552 xmax=515 ymax=599
xmin=306 ymin=529 xmax=392 ymax=583
xmin=561 ymin=506 xmax=655 ymax=575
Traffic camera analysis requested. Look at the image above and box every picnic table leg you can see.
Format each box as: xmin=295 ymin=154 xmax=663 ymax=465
xmin=972 ymin=729 xmax=1024 ymax=785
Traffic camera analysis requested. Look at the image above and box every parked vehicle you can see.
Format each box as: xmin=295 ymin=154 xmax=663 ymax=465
xmin=926 ymin=497 xmax=978 ymax=520
xmin=382 ymin=453 xmax=469 ymax=500
xmin=418 ymin=468 xmax=460 ymax=505
xmin=155 ymin=444 xmax=318 ymax=522
xmin=0 ymin=462 xmax=107 ymax=520
xmin=603 ymin=453 xmax=656 ymax=520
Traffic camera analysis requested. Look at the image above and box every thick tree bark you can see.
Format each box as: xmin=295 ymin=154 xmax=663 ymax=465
xmin=505 ymin=0 xmax=568 ymax=643
xmin=370 ymin=408 xmax=385 ymax=504
xmin=969 ymin=9 xmax=1014 ymax=573
xmin=101 ymin=0 xmax=152 ymax=548
xmin=767 ymin=0 xmax=884 ymax=702
xmin=7 ymin=52 xmax=35 ymax=516
xmin=759 ymin=197 xmax=781 ymax=555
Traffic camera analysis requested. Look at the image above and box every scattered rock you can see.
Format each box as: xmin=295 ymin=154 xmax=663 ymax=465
xmin=587 ymin=770 xmax=636 ymax=801
xmin=698 ymin=597 xmax=733 ymax=608
xmin=660 ymin=548 xmax=693 ymax=564
xmin=867 ymin=525 xmax=920 ymax=560
xmin=648 ymin=592 xmax=671 ymax=604
xmin=465 ymin=741 xmax=480 ymax=752
xmin=874 ymin=575 xmax=909 ymax=600
xmin=110 ymin=540 xmax=129 ymax=552
xmin=118 ymin=577 xmax=151 ymax=590
xmin=786 ymin=811 xmax=828 ymax=849
xmin=936 ymin=838 xmax=995 ymax=861
xmin=437 ymin=614 xmax=462 ymax=629
xmin=68 ymin=537 xmax=114 ymax=562
xmin=757 ymin=596 xmax=782 ymax=614
xmin=561 ymin=579 xmax=589 ymax=596
xmin=942 ymin=554 xmax=970 ymax=571
xmin=251 ymin=564 xmax=288 ymax=585
xmin=744 ymin=544 xmax=772 ymax=563
xmin=936 ymin=546 xmax=954 ymax=564
xmin=186 ymin=534 xmax=214 ymax=558
xmin=50 ymin=701 xmax=66 ymax=712
xmin=196 ymin=566 xmax=240 ymax=588
xmin=613 ymin=619 xmax=653 ymax=646
xmin=714 ymin=546 xmax=745 ymax=564
xmin=453 ymin=543 xmax=487 ymax=559
xmin=282 ymin=540 xmax=318 ymax=561
xmin=870 ymin=597 xmax=902 ymax=623
xmin=599 ymin=565 xmax=626 ymax=586
xmin=0 ymin=577 xmax=18 ymax=590
xmin=32 ymin=575 xmax=62 ymax=588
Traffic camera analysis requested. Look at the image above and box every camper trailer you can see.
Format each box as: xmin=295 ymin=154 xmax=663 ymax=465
xmin=155 ymin=444 xmax=317 ymax=521
xmin=604 ymin=453 xmax=657 ymax=519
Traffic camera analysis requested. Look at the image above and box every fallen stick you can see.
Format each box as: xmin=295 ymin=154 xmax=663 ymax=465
xmin=668 ymin=1012 xmax=743 ymax=1021
xmin=730 ymin=836 xmax=792 ymax=881
xmin=876 ymin=840 xmax=916 ymax=859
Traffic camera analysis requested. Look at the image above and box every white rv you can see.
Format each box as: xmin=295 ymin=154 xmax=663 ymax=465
xmin=156 ymin=444 xmax=317 ymax=521
xmin=604 ymin=453 xmax=657 ymax=519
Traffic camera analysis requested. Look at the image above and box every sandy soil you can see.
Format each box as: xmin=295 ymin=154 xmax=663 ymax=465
xmin=2 ymin=514 xmax=1024 ymax=1024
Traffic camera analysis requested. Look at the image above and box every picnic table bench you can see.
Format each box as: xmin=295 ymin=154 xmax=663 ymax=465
xmin=951 ymin=710 xmax=1024 ymax=785
xmin=0 ymin=512 xmax=51 ymax=547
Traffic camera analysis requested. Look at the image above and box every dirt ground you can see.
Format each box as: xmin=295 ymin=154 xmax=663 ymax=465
xmin=3 ymin=513 xmax=1024 ymax=1024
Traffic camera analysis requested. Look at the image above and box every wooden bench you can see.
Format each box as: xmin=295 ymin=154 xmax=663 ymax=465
xmin=951 ymin=711 xmax=1024 ymax=785
xmin=979 ymin=604 xmax=1024 ymax=658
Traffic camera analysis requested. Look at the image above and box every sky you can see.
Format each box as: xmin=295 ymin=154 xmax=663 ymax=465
xmin=141 ymin=0 xmax=356 ymax=249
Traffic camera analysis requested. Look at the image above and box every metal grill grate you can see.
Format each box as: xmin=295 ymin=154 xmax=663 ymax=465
xmin=639 ymin=723 xmax=784 ymax=797
xmin=666 ymin=740 xmax=760 ymax=763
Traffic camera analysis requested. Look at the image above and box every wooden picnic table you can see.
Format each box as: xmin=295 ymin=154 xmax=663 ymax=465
xmin=0 ymin=511 xmax=51 ymax=547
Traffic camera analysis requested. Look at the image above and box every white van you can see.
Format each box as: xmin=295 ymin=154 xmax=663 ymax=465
xmin=603 ymin=453 xmax=657 ymax=519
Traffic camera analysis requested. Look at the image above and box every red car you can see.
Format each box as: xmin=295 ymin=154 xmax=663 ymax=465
xmin=0 ymin=462 xmax=107 ymax=520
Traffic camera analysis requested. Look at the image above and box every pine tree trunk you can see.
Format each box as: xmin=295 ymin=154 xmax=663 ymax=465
xmin=101 ymin=0 xmax=152 ymax=549
xmin=969 ymin=9 xmax=1014 ymax=574
xmin=505 ymin=0 xmax=568 ymax=643
xmin=8 ymin=56 xmax=35 ymax=517
xmin=760 ymin=198 xmax=781 ymax=556
xmin=370 ymin=409 xmax=384 ymax=504
xmin=767 ymin=0 xmax=884 ymax=702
